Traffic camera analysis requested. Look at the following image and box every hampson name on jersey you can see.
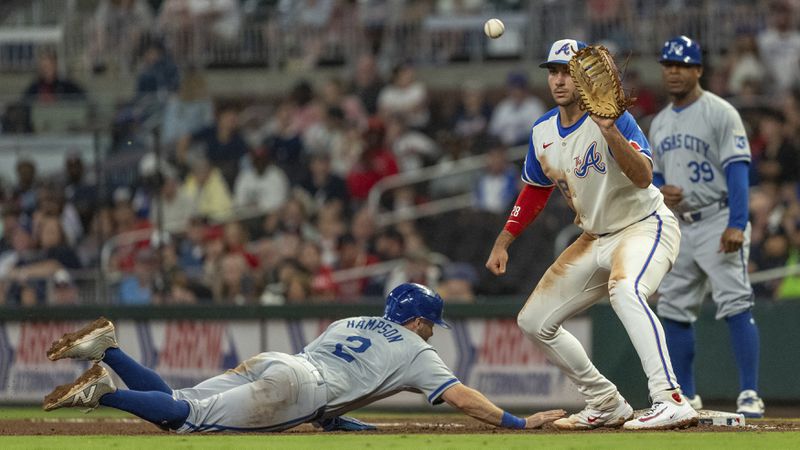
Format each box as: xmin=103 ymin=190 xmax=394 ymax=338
xmin=346 ymin=318 xmax=404 ymax=343
xmin=656 ymin=134 xmax=711 ymax=158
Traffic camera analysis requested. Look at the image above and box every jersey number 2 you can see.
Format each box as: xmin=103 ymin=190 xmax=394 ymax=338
xmin=332 ymin=336 xmax=372 ymax=363
xmin=688 ymin=161 xmax=714 ymax=182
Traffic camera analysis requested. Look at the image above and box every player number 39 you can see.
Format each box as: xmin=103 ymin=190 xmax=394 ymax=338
xmin=688 ymin=161 xmax=714 ymax=183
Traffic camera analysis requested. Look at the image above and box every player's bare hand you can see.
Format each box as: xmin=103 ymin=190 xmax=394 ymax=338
xmin=525 ymin=409 xmax=567 ymax=429
xmin=660 ymin=185 xmax=683 ymax=209
xmin=719 ymin=227 xmax=745 ymax=253
xmin=486 ymin=246 xmax=509 ymax=276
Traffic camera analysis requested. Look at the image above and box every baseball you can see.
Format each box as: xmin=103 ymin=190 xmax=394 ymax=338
xmin=484 ymin=18 xmax=504 ymax=39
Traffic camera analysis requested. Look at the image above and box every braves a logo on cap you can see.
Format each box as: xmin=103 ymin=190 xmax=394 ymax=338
xmin=574 ymin=142 xmax=606 ymax=178
xmin=555 ymin=43 xmax=572 ymax=55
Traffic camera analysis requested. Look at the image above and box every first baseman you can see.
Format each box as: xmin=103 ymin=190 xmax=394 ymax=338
xmin=485 ymin=38 xmax=698 ymax=430
xmin=43 ymin=283 xmax=564 ymax=432
xmin=650 ymin=35 xmax=764 ymax=417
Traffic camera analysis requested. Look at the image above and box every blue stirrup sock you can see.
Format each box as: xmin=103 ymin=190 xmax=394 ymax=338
xmin=103 ymin=348 xmax=172 ymax=394
xmin=100 ymin=390 xmax=190 ymax=430
xmin=725 ymin=309 xmax=760 ymax=392
xmin=662 ymin=318 xmax=696 ymax=398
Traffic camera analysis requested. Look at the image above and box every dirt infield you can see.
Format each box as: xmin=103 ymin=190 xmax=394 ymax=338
xmin=1 ymin=416 xmax=798 ymax=436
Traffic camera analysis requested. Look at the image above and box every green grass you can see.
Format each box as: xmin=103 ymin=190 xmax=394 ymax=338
xmin=0 ymin=434 xmax=799 ymax=449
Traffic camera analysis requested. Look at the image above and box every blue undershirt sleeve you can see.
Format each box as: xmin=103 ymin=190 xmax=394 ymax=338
xmin=725 ymin=161 xmax=749 ymax=230
xmin=653 ymin=172 xmax=665 ymax=188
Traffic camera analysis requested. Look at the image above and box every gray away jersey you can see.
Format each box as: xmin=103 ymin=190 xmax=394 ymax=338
xmin=302 ymin=316 xmax=460 ymax=415
xmin=649 ymin=90 xmax=751 ymax=213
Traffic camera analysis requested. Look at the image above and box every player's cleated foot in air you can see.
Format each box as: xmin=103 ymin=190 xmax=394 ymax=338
xmin=736 ymin=390 xmax=765 ymax=418
xmin=47 ymin=317 xmax=118 ymax=362
xmin=685 ymin=394 xmax=703 ymax=410
xmin=316 ymin=415 xmax=378 ymax=432
xmin=623 ymin=391 xmax=698 ymax=430
xmin=43 ymin=364 xmax=116 ymax=412
xmin=553 ymin=393 xmax=633 ymax=430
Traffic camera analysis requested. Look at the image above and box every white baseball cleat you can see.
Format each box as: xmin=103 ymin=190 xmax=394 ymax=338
xmin=553 ymin=393 xmax=633 ymax=430
xmin=623 ymin=391 xmax=698 ymax=430
xmin=685 ymin=394 xmax=703 ymax=410
xmin=736 ymin=390 xmax=765 ymax=418
xmin=43 ymin=364 xmax=117 ymax=412
xmin=47 ymin=317 xmax=118 ymax=362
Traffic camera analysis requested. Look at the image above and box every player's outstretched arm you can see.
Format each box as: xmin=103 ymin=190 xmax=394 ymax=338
xmin=441 ymin=383 xmax=565 ymax=429
xmin=591 ymin=116 xmax=652 ymax=188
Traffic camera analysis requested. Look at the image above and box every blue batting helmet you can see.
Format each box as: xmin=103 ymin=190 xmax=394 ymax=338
xmin=659 ymin=35 xmax=702 ymax=66
xmin=384 ymin=283 xmax=451 ymax=329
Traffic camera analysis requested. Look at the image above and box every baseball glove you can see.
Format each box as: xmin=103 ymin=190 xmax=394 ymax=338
xmin=568 ymin=45 xmax=633 ymax=119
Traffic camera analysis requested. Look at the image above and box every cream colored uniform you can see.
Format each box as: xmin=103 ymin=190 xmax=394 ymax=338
xmin=517 ymin=108 xmax=682 ymax=407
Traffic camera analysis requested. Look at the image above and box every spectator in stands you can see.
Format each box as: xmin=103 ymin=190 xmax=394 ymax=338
xmin=383 ymin=248 xmax=440 ymax=297
xmin=437 ymin=262 xmax=478 ymax=303
xmin=222 ymin=221 xmax=259 ymax=269
xmin=374 ymin=228 xmax=405 ymax=262
xmin=303 ymin=106 xmax=354 ymax=177
xmin=288 ymin=80 xmax=323 ymax=135
xmin=118 ymin=247 xmax=157 ymax=305
xmin=260 ymin=258 xmax=308 ymax=305
xmin=385 ymin=114 xmax=440 ymax=172
xmin=757 ymin=0 xmax=800 ymax=95
xmin=89 ymin=0 xmax=154 ymax=73
xmin=34 ymin=186 xmax=83 ymax=247
xmin=429 ymin=132 xmax=475 ymax=199
xmin=135 ymin=41 xmax=180 ymax=100
xmin=182 ymin=154 xmax=234 ymax=222
xmin=62 ymin=153 xmax=98 ymax=233
xmin=177 ymin=104 xmax=249 ymax=189
xmin=320 ymin=77 xmax=369 ymax=129
xmin=50 ymin=268 xmax=80 ymax=305
xmin=750 ymin=110 xmax=799 ymax=186
xmin=315 ymin=204 xmax=346 ymax=267
xmin=488 ymin=72 xmax=545 ymax=146
xmin=22 ymin=51 xmax=86 ymax=104
xmin=0 ymin=224 xmax=35 ymax=302
xmin=727 ymin=34 xmax=766 ymax=97
xmin=233 ymin=145 xmax=290 ymax=216
xmin=0 ymin=102 xmax=33 ymax=134
xmin=333 ymin=233 xmax=378 ymax=299
xmin=299 ymin=151 xmax=350 ymax=213
xmin=76 ymin=206 xmax=114 ymax=268
xmin=12 ymin=159 xmax=40 ymax=216
xmin=160 ymin=69 xmax=214 ymax=149
xmin=149 ymin=170 xmax=194 ymax=234
xmin=158 ymin=0 xmax=242 ymax=45
xmin=212 ymin=252 xmax=256 ymax=305
xmin=0 ymin=205 xmax=21 ymax=255
xmin=346 ymin=118 xmax=399 ymax=201
xmin=351 ymin=206 xmax=377 ymax=251
xmin=258 ymin=109 xmax=305 ymax=187
xmin=297 ymin=240 xmax=336 ymax=300
xmin=350 ymin=53 xmax=384 ymax=115
xmin=473 ymin=139 xmax=519 ymax=215
xmin=378 ymin=62 xmax=430 ymax=129
xmin=451 ymin=80 xmax=493 ymax=144
xmin=177 ymin=215 xmax=208 ymax=280
xmin=5 ymin=215 xmax=81 ymax=306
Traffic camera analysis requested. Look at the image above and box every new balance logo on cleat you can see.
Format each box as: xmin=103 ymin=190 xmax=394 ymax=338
xmin=71 ymin=385 xmax=97 ymax=406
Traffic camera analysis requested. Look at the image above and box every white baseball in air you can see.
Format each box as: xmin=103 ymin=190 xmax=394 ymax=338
xmin=484 ymin=18 xmax=504 ymax=39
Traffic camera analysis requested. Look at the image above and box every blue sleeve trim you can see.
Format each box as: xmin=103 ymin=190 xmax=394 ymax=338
xmin=522 ymin=135 xmax=554 ymax=187
xmin=653 ymin=172 xmax=665 ymax=188
xmin=721 ymin=154 xmax=751 ymax=169
xmin=615 ymin=112 xmax=652 ymax=157
xmin=532 ymin=107 xmax=559 ymax=127
xmin=427 ymin=377 xmax=460 ymax=403
xmin=725 ymin=161 xmax=749 ymax=230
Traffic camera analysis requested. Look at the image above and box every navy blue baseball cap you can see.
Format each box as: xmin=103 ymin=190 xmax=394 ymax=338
xmin=384 ymin=283 xmax=451 ymax=329
xmin=539 ymin=38 xmax=588 ymax=68
xmin=659 ymin=35 xmax=702 ymax=66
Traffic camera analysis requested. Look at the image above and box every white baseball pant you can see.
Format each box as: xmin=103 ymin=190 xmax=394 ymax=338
xmin=518 ymin=205 xmax=681 ymax=407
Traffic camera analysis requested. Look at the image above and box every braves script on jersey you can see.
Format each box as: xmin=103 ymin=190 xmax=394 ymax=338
xmin=522 ymin=108 xmax=663 ymax=234
xmin=303 ymin=316 xmax=459 ymax=415
xmin=649 ymin=91 xmax=751 ymax=213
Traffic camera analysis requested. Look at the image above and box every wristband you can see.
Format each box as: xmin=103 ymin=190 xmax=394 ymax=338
xmin=500 ymin=411 xmax=526 ymax=429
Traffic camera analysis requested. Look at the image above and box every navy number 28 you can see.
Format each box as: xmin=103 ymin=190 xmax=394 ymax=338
xmin=688 ymin=161 xmax=714 ymax=182
xmin=331 ymin=336 xmax=372 ymax=362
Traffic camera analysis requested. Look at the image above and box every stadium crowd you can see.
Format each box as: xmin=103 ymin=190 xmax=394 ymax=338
xmin=0 ymin=0 xmax=799 ymax=306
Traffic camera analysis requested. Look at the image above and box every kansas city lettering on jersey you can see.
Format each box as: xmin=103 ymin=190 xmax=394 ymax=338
xmin=346 ymin=318 xmax=404 ymax=343
xmin=656 ymin=134 xmax=710 ymax=158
